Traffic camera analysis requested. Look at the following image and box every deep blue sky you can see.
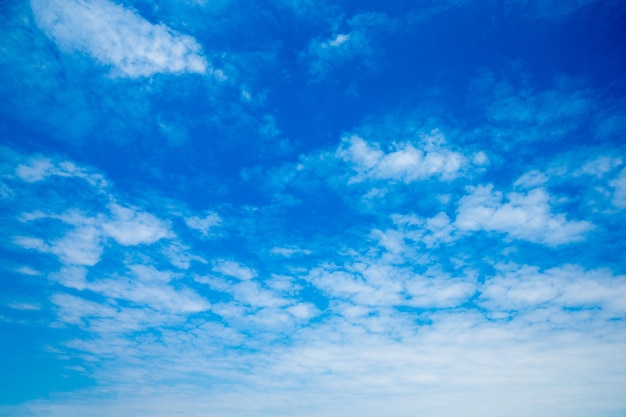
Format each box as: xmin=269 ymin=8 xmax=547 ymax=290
xmin=1 ymin=1 xmax=626 ymax=416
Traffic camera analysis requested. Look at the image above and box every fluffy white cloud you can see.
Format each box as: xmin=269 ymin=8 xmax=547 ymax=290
xmin=51 ymin=225 xmax=103 ymax=266
xmin=213 ymin=260 xmax=257 ymax=280
xmin=456 ymin=184 xmax=593 ymax=246
xmin=336 ymin=132 xmax=464 ymax=183
xmin=30 ymin=0 xmax=208 ymax=77
xmin=102 ymin=203 xmax=172 ymax=245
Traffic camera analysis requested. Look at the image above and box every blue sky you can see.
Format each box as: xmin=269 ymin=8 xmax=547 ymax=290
xmin=1 ymin=0 xmax=626 ymax=416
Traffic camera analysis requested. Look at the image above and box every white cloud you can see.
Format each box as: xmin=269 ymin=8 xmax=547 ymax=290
xmin=306 ymin=260 xmax=476 ymax=309
xmin=287 ymin=302 xmax=319 ymax=319
xmin=15 ymin=157 xmax=55 ymax=182
xmin=91 ymin=277 xmax=210 ymax=313
xmin=404 ymin=273 xmax=476 ymax=308
xmin=480 ymin=264 xmax=626 ymax=315
xmin=163 ymin=242 xmax=207 ymax=269
xmin=303 ymin=11 xmax=396 ymax=79
xmin=231 ymin=281 xmax=290 ymax=309
xmin=16 ymin=266 xmax=41 ymax=276
xmin=15 ymin=156 xmax=108 ymax=189
xmin=13 ymin=236 xmax=47 ymax=251
xmin=184 ymin=212 xmax=222 ymax=236
xmin=30 ymin=0 xmax=208 ymax=77
xmin=51 ymin=263 xmax=210 ymax=319
xmin=513 ymin=170 xmax=549 ymax=188
xmin=456 ymin=184 xmax=593 ymax=245
xmin=306 ymin=30 xmax=370 ymax=78
xmin=270 ymin=247 xmax=312 ymax=257
xmin=50 ymin=266 xmax=89 ymax=290
xmin=213 ymin=260 xmax=257 ymax=280
xmin=389 ymin=211 xmax=457 ymax=249
xmin=52 ymin=293 xmax=117 ymax=326
xmin=6 ymin=302 xmax=41 ymax=311
xmin=575 ymin=156 xmax=622 ymax=178
xmin=102 ymin=204 xmax=172 ymax=245
xmin=15 ymin=203 xmax=172 ymax=267
xmin=336 ymin=131 xmax=464 ymax=184
xmin=52 ymin=225 xmax=103 ymax=266
xmin=326 ymin=33 xmax=350 ymax=47
xmin=609 ymin=167 xmax=626 ymax=208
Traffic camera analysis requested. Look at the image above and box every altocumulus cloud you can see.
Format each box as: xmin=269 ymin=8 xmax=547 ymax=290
xmin=2 ymin=1 xmax=626 ymax=416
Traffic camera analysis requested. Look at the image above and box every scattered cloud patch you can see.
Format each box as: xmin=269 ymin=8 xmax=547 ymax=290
xmin=102 ymin=204 xmax=172 ymax=246
xmin=456 ymin=184 xmax=593 ymax=245
xmin=270 ymin=247 xmax=312 ymax=257
xmin=336 ymin=131 xmax=464 ymax=184
xmin=610 ymin=168 xmax=626 ymax=209
xmin=6 ymin=302 xmax=41 ymax=311
xmin=574 ymin=156 xmax=623 ymax=178
xmin=468 ymin=71 xmax=593 ymax=145
xmin=184 ymin=212 xmax=222 ymax=236
xmin=480 ymin=263 xmax=626 ymax=315
xmin=2 ymin=3 xmax=626 ymax=416
xmin=305 ymin=260 xmax=476 ymax=310
xmin=213 ymin=260 xmax=257 ymax=280
xmin=15 ymin=156 xmax=108 ymax=189
xmin=16 ymin=266 xmax=41 ymax=276
xmin=304 ymin=12 xmax=395 ymax=79
xmin=30 ymin=0 xmax=209 ymax=77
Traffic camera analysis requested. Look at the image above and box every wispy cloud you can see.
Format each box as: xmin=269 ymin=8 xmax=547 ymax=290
xmin=610 ymin=168 xmax=626 ymax=209
xmin=212 ymin=260 xmax=257 ymax=280
xmin=15 ymin=156 xmax=108 ymax=189
xmin=304 ymin=12 xmax=395 ymax=80
xmin=184 ymin=212 xmax=222 ymax=236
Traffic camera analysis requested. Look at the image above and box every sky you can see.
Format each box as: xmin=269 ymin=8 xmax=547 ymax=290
xmin=1 ymin=0 xmax=626 ymax=416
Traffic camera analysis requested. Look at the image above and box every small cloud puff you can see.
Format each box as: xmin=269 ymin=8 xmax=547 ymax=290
xmin=306 ymin=30 xmax=371 ymax=78
xmin=270 ymin=247 xmax=312 ymax=257
xmin=102 ymin=204 xmax=173 ymax=246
